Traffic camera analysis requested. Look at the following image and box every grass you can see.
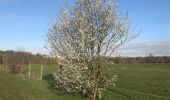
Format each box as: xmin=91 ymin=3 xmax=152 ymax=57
xmin=22 ymin=64 xmax=56 ymax=77
xmin=0 ymin=69 xmax=86 ymax=100
xmin=0 ymin=63 xmax=170 ymax=100
xmin=114 ymin=64 xmax=170 ymax=99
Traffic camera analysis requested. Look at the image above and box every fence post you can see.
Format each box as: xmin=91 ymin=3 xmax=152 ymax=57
xmin=28 ymin=64 xmax=31 ymax=78
xmin=40 ymin=65 xmax=44 ymax=80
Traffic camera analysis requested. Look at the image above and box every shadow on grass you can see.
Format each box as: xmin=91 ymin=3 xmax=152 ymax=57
xmin=43 ymin=73 xmax=87 ymax=98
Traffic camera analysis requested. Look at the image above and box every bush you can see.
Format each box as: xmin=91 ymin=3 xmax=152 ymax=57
xmin=10 ymin=64 xmax=21 ymax=75
xmin=43 ymin=73 xmax=55 ymax=88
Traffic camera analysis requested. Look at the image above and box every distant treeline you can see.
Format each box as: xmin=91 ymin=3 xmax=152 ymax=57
xmin=0 ymin=50 xmax=56 ymax=65
xmin=0 ymin=50 xmax=170 ymax=65
xmin=110 ymin=56 xmax=170 ymax=64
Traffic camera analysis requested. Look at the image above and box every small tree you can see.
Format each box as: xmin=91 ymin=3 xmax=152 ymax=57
xmin=46 ymin=0 xmax=137 ymax=100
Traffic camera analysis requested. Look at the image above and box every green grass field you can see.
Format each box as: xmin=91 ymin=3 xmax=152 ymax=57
xmin=0 ymin=69 xmax=86 ymax=100
xmin=0 ymin=63 xmax=170 ymax=100
xmin=113 ymin=64 xmax=170 ymax=100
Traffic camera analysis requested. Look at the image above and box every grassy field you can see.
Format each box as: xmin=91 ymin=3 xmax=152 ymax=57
xmin=113 ymin=64 xmax=170 ymax=100
xmin=0 ymin=63 xmax=170 ymax=100
xmin=0 ymin=69 xmax=86 ymax=100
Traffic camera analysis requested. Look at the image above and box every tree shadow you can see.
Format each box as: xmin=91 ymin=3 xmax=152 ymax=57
xmin=43 ymin=73 xmax=87 ymax=97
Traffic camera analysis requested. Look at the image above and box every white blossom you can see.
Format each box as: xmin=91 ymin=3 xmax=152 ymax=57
xmin=46 ymin=0 xmax=137 ymax=99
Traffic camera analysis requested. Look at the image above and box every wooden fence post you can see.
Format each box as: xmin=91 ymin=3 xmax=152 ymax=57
xmin=28 ymin=64 xmax=31 ymax=78
xmin=40 ymin=65 xmax=44 ymax=80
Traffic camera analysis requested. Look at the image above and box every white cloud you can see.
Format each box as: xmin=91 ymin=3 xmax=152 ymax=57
xmin=26 ymin=47 xmax=50 ymax=55
xmin=117 ymin=40 xmax=170 ymax=57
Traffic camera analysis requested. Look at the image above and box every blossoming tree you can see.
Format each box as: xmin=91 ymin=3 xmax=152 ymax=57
xmin=46 ymin=0 xmax=137 ymax=100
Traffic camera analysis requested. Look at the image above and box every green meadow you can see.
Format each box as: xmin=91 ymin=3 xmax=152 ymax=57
xmin=0 ymin=63 xmax=170 ymax=100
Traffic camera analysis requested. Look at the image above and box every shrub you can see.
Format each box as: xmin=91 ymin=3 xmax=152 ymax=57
xmin=43 ymin=73 xmax=55 ymax=88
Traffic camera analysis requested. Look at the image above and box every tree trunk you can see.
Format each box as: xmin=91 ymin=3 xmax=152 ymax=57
xmin=89 ymin=52 xmax=101 ymax=100
xmin=89 ymin=91 xmax=98 ymax=100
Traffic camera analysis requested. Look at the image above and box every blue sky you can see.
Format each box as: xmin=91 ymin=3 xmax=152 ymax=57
xmin=119 ymin=0 xmax=170 ymax=41
xmin=0 ymin=0 xmax=170 ymax=56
